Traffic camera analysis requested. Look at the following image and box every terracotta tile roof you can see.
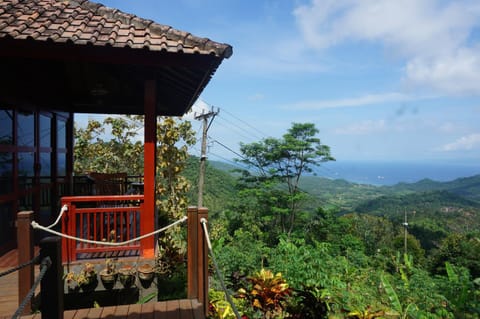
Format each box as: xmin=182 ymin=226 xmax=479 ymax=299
xmin=0 ymin=0 xmax=232 ymax=58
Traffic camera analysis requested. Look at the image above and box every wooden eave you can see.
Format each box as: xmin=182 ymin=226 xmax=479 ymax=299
xmin=0 ymin=36 xmax=224 ymax=116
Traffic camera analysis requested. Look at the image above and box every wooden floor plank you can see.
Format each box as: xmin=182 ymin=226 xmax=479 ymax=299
xmin=165 ymin=300 xmax=180 ymax=319
xmin=127 ymin=303 xmax=141 ymax=319
xmin=139 ymin=302 xmax=154 ymax=319
xmin=153 ymin=301 xmax=167 ymax=319
xmin=72 ymin=307 xmax=90 ymax=319
xmin=87 ymin=307 xmax=104 ymax=318
xmin=100 ymin=305 xmax=117 ymax=319
xmin=192 ymin=299 xmax=204 ymax=319
xmin=1 ymin=298 xmax=204 ymax=319
xmin=114 ymin=304 xmax=129 ymax=318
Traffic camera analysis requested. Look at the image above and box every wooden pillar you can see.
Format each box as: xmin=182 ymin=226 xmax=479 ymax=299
xmin=17 ymin=211 xmax=34 ymax=315
xmin=142 ymin=79 xmax=156 ymax=258
xmin=40 ymin=236 xmax=63 ymax=319
xmin=187 ymin=207 xmax=198 ymax=299
xmin=197 ymin=207 xmax=209 ymax=315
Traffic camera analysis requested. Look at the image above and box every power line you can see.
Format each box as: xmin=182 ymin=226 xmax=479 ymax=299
xmin=218 ymin=106 xmax=269 ymax=139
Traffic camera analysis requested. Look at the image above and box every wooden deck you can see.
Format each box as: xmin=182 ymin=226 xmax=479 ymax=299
xmin=0 ymin=249 xmax=205 ymax=319
xmin=0 ymin=299 xmax=204 ymax=319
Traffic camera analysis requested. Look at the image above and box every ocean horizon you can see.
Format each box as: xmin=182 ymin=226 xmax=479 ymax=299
xmin=316 ymin=160 xmax=480 ymax=186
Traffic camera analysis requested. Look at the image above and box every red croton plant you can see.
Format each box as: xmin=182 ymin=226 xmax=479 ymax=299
xmin=237 ymin=268 xmax=292 ymax=318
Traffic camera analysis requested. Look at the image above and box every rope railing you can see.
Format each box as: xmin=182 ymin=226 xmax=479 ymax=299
xmin=12 ymin=256 xmax=52 ymax=319
xmin=31 ymin=215 xmax=188 ymax=246
xmin=200 ymin=218 xmax=242 ymax=319
xmin=0 ymin=255 xmax=40 ymax=278
xmin=44 ymin=204 xmax=68 ymax=229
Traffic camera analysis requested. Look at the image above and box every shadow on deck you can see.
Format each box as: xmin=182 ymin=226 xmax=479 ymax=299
xmin=1 ymin=299 xmax=204 ymax=319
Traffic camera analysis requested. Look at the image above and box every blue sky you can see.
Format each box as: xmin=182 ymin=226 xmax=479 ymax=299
xmin=85 ymin=0 xmax=480 ymax=166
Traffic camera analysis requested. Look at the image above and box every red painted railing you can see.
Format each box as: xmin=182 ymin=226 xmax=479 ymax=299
xmin=61 ymin=195 xmax=144 ymax=262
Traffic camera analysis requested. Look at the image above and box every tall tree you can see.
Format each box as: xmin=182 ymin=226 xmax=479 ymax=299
xmin=237 ymin=122 xmax=334 ymax=236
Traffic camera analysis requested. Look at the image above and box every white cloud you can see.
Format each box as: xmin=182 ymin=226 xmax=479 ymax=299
xmin=440 ymin=133 xmax=480 ymax=151
xmin=405 ymin=47 xmax=480 ymax=94
xmin=335 ymin=119 xmax=386 ymax=135
xmin=294 ymin=0 xmax=480 ymax=94
xmin=284 ymin=92 xmax=413 ymax=110
xmin=248 ymin=93 xmax=266 ymax=101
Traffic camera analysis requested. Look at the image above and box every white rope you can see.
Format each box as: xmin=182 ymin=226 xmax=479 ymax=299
xmin=31 ymin=216 xmax=188 ymax=246
xmin=45 ymin=204 xmax=68 ymax=229
xmin=200 ymin=218 xmax=242 ymax=319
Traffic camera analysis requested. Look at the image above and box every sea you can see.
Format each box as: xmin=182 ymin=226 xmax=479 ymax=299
xmin=315 ymin=160 xmax=480 ymax=186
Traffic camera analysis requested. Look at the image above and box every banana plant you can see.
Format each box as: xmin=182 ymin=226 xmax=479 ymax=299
xmin=381 ymin=274 xmax=418 ymax=319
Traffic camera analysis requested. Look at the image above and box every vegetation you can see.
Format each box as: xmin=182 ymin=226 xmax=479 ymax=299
xmin=74 ymin=117 xmax=480 ymax=318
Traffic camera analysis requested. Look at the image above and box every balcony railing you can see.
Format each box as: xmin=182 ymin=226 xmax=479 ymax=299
xmin=61 ymin=195 xmax=144 ymax=262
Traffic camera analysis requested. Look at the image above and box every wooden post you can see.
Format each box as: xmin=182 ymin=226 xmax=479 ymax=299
xmin=197 ymin=207 xmax=209 ymax=316
xmin=187 ymin=207 xmax=198 ymax=299
xmin=40 ymin=237 xmax=63 ymax=319
xmin=17 ymin=211 xmax=34 ymax=315
xmin=142 ymin=79 xmax=156 ymax=258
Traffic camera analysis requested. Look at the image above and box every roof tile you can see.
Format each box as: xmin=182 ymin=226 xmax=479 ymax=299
xmin=0 ymin=0 xmax=232 ymax=58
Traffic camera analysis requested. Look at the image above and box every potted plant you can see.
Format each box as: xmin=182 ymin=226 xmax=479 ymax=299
xmin=99 ymin=258 xmax=118 ymax=289
xmin=64 ymin=270 xmax=80 ymax=293
xmin=77 ymin=262 xmax=98 ymax=292
xmin=137 ymin=263 xmax=155 ymax=288
xmin=118 ymin=264 xmax=136 ymax=288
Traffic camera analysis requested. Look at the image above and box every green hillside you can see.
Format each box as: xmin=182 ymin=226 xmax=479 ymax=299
xmin=386 ymin=174 xmax=480 ymax=203
xmin=201 ymin=159 xmax=480 ymax=248
xmin=185 ymin=158 xmax=480 ymax=317
xmin=182 ymin=157 xmax=237 ymax=216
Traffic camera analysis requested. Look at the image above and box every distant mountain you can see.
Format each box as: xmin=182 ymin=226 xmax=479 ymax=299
xmin=196 ymin=159 xmax=480 ymax=252
xmin=386 ymin=175 xmax=480 ymax=203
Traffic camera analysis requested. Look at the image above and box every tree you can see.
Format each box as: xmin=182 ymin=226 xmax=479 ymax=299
xmin=155 ymin=117 xmax=196 ymax=265
xmin=237 ymin=122 xmax=334 ymax=236
xmin=155 ymin=117 xmax=196 ymax=222
xmin=74 ymin=115 xmax=144 ymax=175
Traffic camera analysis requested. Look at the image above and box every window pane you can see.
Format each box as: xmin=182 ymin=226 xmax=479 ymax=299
xmin=18 ymin=152 xmax=34 ymax=190
xmin=40 ymin=115 xmax=51 ymax=148
xmin=18 ymin=111 xmax=35 ymax=147
xmin=57 ymin=152 xmax=66 ymax=176
xmin=0 ymin=152 xmax=12 ymax=195
xmin=57 ymin=119 xmax=66 ymax=149
xmin=0 ymin=110 xmax=13 ymax=145
xmin=40 ymin=152 xmax=51 ymax=176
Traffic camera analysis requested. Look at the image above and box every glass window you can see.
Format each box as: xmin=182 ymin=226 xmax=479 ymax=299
xmin=57 ymin=119 xmax=66 ymax=149
xmin=57 ymin=152 xmax=66 ymax=176
xmin=0 ymin=110 xmax=13 ymax=145
xmin=18 ymin=152 xmax=34 ymax=190
xmin=40 ymin=152 xmax=51 ymax=176
xmin=40 ymin=115 xmax=51 ymax=148
xmin=18 ymin=111 xmax=35 ymax=147
xmin=0 ymin=152 xmax=12 ymax=195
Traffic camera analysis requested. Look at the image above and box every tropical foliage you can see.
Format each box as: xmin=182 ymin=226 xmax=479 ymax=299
xmin=74 ymin=118 xmax=480 ymax=318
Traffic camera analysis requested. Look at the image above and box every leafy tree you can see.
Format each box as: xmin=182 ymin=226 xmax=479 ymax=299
xmin=155 ymin=117 xmax=196 ymax=262
xmin=430 ymin=232 xmax=480 ymax=278
xmin=237 ymin=123 xmax=334 ymax=236
xmin=74 ymin=115 xmax=144 ymax=175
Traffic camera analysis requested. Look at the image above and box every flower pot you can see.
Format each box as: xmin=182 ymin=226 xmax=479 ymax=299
xmin=99 ymin=269 xmax=118 ymax=289
xmin=79 ymin=276 xmax=98 ymax=292
xmin=118 ymin=267 xmax=136 ymax=288
xmin=137 ymin=263 xmax=155 ymax=288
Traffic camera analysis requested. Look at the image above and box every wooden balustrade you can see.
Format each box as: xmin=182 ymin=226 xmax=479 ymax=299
xmin=16 ymin=206 xmax=209 ymax=317
xmin=61 ymin=195 xmax=145 ymax=262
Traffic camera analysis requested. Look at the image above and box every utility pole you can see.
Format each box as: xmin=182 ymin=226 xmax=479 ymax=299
xmin=403 ymin=209 xmax=408 ymax=255
xmin=195 ymin=107 xmax=218 ymax=207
